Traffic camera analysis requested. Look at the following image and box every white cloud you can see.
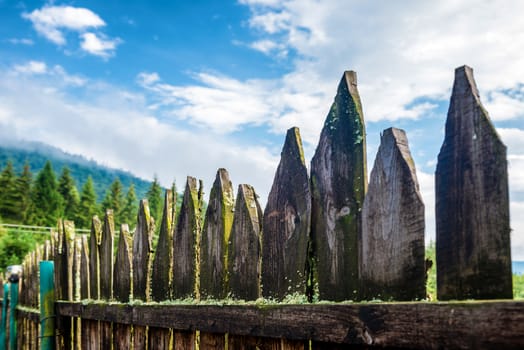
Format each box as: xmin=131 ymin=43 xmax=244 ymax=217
xmin=250 ymin=39 xmax=284 ymax=55
xmin=80 ymin=32 xmax=121 ymax=58
xmin=13 ymin=61 xmax=47 ymax=74
xmin=23 ymin=5 xmax=105 ymax=45
xmin=0 ymin=65 xmax=279 ymax=205
xmin=8 ymin=38 xmax=34 ymax=45
xmin=485 ymin=90 xmax=524 ymax=121
xmin=22 ymin=5 xmax=120 ymax=58
xmin=9 ymin=61 xmax=86 ymax=86
xmin=137 ymin=72 xmax=161 ymax=86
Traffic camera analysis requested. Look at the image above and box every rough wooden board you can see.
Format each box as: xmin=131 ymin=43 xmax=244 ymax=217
xmin=114 ymin=224 xmax=133 ymax=302
xmin=360 ymin=127 xmax=425 ymax=301
xmin=113 ymin=323 xmax=131 ymax=349
xmin=310 ymin=71 xmax=367 ymax=301
xmin=173 ymin=177 xmax=203 ymax=299
xmin=435 ymin=65 xmax=512 ymax=300
xmin=262 ymin=127 xmax=311 ymax=300
xmin=80 ymin=235 xmax=90 ymax=300
xmin=200 ymin=332 xmax=225 ymax=350
xmin=81 ymin=319 xmax=99 ymax=350
xmin=174 ymin=331 xmax=195 ymax=350
xmin=101 ymin=321 xmax=113 ymax=349
xmin=100 ymin=210 xmax=115 ymax=300
xmin=200 ymin=169 xmax=235 ymax=300
xmin=133 ymin=200 xmax=155 ymax=301
xmin=133 ymin=325 xmax=148 ymax=349
xmin=228 ymin=184 xmax=263 ymax=300
xmin=88 ymin=216 xmax=102 ymax=300
xmin=57 ymin=301 xmax=524 ymax=349
xmin=148 ymin=327 xmax=172 ymax=350
xmin=151 ymin=189 xmax=176 ymax=302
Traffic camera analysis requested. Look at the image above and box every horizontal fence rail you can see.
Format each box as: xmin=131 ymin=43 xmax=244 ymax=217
xmin=54 ymin=300 xmax=524 ymax=349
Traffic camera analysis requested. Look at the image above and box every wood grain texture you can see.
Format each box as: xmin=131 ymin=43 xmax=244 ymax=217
xmin=228 ymin=184 xmax=263 ymax=300
xmin=173 ymin=331 xmax=195 ymax=350
xmin=100 ymin=210 xmax=115 ymax=300
xmin=114 ymin=224 xmax=133 ymax=302
xmin=200 ymin=169 xmax=235 ymax=300
xmin=113 ymin=323 xmax=131 ymax=349
xmin=436 ymin=66 xmax=512 ymax=300
xmin=57 ymin=300 xmax=524 ymax=349
xmin=360 ymin=128 xmax=425 ymax=301
xmin=262 ymin=127 xmax=311 ymax=300
xmin=133 ymin=200 xmax=155 ymax=301
xmin=310 ymin=71 xmax=367 ymax=301
xmin=80 ymin=235 xmax=90 ymax=300
xmin=151 ymin=189 xmax=176 ymax=302
xmin=88 ymin=216 xmax=102 ymax=300
xmin=148 ymin=327 xmax=172 ymax=350
xmin=200 ymin=332 xmax=225 ymax=350
xmin=173 ymin=177 xmax=203 ymax=299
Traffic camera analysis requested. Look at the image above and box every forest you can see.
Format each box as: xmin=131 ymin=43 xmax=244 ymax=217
xmin=0 ymin=157 xmax=177 ymax=272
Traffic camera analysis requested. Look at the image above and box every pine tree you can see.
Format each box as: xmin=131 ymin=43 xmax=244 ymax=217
xmin=147 ymin=175 xmax=163 ymax=225
xmin=75 ymin=176 xmax=98 ymax=229
xmin=121 ymin=183 xmax=138 ymax=228
xmin=101 ymin=178 xmax=125 ymax=223
xmin=28 ymin=161 xmax=63 ymax=226
xmin=58 ymin=167 xmax=80 ymax=220
xmin=0 ymin=161 xmax=18 ymax=222
xmin=13 ymin=162 xmax=32 ymax=223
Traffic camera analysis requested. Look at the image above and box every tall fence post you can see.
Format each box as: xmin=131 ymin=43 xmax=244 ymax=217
xmin=40 ymin=261 xmax=55 ymax=350
xmin=0 ymin=283 xmax=8 ymax=349
xmin=8 ymin=276 xmax=19 ymax=350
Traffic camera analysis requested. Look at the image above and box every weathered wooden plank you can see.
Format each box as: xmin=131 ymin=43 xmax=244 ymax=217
xmin=262 ymin=127 xmax=311 ymax=300
xmin=80 ymin=235 xmax=90 ymax=300
xmin=88 ymin=216 xmax=102 ymax=300
xmin=99 ymin=211 xmax=115 ymax=348
xmin=57 ymin=301 xmax=524 ymax=349
xmin=173 ymin=176 xmax=203 ymax=299
xmin=200 ymin=332 xmax=225 ymax=350
xmin=199 ymin=169 xmax=234 ymax=348
xmin=113 ymin=224 xmax=133 ymax=349
xmin=133 ymin=325 xmax=148 ymax=349
xmin=230 ymin=336 xmax=304 ymax=350
xmin=200 ymin=169 xmax=235 ymax=300
xmin=114 ymin=224 xmax=133 ymax=302
xmin=86 ymin=215 xmax=102 ymax=350
xmin=100 ymin=210 xmax=115 ymax=300
xmin=310 ymin=70 xmax=367 ymax=301
xmin=436 ymin=65 xmax=512 ymax=300
xmin=73 ymin=236 xmax=83 ymax=350
xmin=360 ymin=127 xmax=425 ymax=301
xmin=54 ymin=220 xmax=75 ymax=349
xmin=228 ymin=184 xmax=263 ymax=300
xmin=133 ymin=200 xmax=155 ymax=301
xmin=113 ymin=323 xmax=132 ymax=350
xmin=151 ymin=189 xmax=176 ymax=302
xmin=148 ymin=327 xmax=172 ymax=350
xmin=173 ymin=330 xmax=195 ymax=350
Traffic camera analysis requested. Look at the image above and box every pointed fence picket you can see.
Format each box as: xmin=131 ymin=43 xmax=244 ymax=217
xmin=2 ymin=66 xmax=522 ymax=350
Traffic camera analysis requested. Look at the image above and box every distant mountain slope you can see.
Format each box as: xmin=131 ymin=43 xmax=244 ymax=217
xmin=0 ymin=140 xmax=152 ymax=202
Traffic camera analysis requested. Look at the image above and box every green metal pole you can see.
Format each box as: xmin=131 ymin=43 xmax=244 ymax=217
xmin=39 ymin=261 xmax=55 ymax=350
xmin=0 ymin=283 xmax=8 ymax=350
xmin=8 ymin=281 xmax=18 ymax=350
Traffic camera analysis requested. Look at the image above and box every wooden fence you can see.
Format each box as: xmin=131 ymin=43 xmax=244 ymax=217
xmin=2 ymin=65 xmax=523 ymax=349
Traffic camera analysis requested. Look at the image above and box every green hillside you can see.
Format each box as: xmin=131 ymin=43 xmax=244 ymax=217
xmin=0 ymin=141 xmax=152 ymax=202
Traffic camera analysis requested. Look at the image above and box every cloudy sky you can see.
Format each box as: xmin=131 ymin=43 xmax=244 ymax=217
xmin=0 ymin=0 xmax=523 ymax=258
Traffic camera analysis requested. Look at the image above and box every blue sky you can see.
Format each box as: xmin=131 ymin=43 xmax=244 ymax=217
xmin=0 ymin=0 xmax=523 ymax=258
